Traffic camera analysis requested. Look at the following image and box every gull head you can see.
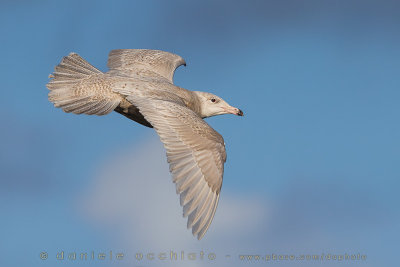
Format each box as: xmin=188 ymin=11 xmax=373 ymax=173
xmin=194 ymin=91 xmax=244 ymax=118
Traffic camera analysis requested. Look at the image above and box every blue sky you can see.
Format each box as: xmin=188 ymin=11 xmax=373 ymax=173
xmin=0 ymin=0 xmax=399 ymax=266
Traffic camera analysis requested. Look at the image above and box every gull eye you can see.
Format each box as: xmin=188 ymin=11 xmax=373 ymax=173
xmin=211 ymin=98 xmax=216 ymax=103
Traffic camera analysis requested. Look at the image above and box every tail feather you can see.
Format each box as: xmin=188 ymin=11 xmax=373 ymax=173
xmin=72 ymin=102 xmax=100 ymax=114
xmin=47 ymin=53 xmax=121 ymax=115
xmin=47 ymin=53 xmax=102 ymax=89
xmin=57 ymin=53 xmax=101 ymax=75
xmin=64 ymin=100 xmax=99 ymax=114
xmin=55 ymin=97 xmax=92 ymax=109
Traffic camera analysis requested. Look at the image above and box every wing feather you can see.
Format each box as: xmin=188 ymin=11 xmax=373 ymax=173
xmin=127 ymin=96 xmax=226 ymax=239
xmin=107 ymin=49 xmax=186 ymax=83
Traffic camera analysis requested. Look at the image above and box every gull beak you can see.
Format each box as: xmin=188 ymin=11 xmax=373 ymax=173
xmin=223 ymin=105 xmax=244 ymax=116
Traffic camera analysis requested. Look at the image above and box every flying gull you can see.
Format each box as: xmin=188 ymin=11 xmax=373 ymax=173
xmin=47 ymin=49 xmax=243 ymax=240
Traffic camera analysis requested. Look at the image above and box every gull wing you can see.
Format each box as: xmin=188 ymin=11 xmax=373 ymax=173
xmin=127 ymin=95 xmax=226 ymax=239
xmin=107 ymin=49 xmax=186 ymax=83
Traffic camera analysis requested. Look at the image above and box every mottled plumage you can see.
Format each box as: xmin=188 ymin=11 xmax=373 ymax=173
xmin=47 ymin=49 xmax=243 ymax=239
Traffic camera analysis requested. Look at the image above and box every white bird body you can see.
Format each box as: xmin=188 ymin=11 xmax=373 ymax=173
xmin=47 ymin=49 xmax=243 ymax=239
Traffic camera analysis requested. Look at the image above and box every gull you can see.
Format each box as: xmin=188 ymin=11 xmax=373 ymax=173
xmin=47 ymin=49 xmax=243 ymax=240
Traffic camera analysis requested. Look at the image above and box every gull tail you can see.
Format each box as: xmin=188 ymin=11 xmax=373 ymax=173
xmin=47 ymin=53 xmax=121 ymax=115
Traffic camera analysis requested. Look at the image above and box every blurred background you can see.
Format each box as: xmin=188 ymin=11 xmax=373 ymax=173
xmin=0 ymin=0 xmax=399 ymax=266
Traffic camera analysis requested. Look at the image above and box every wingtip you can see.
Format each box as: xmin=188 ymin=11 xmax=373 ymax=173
xmin=197 ymin=230 xmax=207 ymax=240
xmin=179 ymin=57 xmax=186 ymax=67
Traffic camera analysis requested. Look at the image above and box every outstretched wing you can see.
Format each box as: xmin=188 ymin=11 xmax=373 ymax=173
xmin=127 ymin=95 xmax=226 ymax=240
xmin=107 ymin=49 xmax=186 ymax=83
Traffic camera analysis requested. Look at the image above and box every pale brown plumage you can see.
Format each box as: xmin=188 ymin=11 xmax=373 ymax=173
xmin=47 ymin=49 xmax=243 ymax=239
